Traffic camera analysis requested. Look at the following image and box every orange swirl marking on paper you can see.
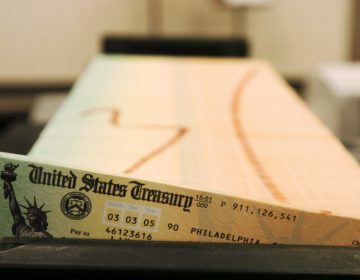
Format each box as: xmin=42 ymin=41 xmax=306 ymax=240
xmin=231 ymin=68 xmax=288 ymax=203
xmin=80 ymin=107 xmax=188 ymax=174
xmin=124 ymin=127 xmax=188 ymax=174
xmin=81 ymin=107 xmax=121 ymax=127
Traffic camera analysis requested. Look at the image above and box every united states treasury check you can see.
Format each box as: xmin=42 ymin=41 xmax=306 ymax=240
xmin=0 ymin=152 xmax=359 ymax=246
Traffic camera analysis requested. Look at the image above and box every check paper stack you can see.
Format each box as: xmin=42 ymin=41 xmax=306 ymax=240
xmin=1 ymin=55 xmax=359 ymax=245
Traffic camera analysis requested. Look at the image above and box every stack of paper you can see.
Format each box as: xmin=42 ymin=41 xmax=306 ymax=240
xmin=1 ymin=55 xmax=359 ymax=245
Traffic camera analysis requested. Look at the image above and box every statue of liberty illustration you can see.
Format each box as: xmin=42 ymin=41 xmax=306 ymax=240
xmin=1 ymin=163 xmax=52 ymax=239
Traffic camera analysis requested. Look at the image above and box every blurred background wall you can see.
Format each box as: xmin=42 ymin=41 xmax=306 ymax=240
xmin=0 ymin=0 xmax=358 ymax=156
xmin=0 ymin=0 xmax=354 ymax=83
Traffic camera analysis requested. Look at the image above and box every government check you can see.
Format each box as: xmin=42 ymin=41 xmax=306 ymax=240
xmin=0 ymin=152 xmax=359 ymax=246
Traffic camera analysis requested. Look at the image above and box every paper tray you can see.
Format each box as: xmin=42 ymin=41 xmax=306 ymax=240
xmin=1 ymin=239 xmax=360 ymax=279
